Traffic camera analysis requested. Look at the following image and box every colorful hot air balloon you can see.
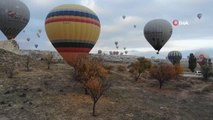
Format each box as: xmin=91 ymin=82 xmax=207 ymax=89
xmin=45 ymin=4 xmax=101 ymax=66
xmin=0 ymin=0 xmax=30 ymax=40
xmin=144 ymin=19 xmax=173 ymax=54
xmin=197 ymin=13 xmax=202 ymax=19
xmin=168 ymin=51 xmax=182 ymax=65
xmin=195 ymin=51 xmax=209 ymax=66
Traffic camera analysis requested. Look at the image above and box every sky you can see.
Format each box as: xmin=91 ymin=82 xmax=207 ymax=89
xmin=0 ymin=0 xmax=213 ymax=59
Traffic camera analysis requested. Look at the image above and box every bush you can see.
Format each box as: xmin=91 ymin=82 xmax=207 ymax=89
xmin=128 ymin=57 xmax=152 ymax=81
xmin=117 ymin=65 xmax=126 ymax=72
xmin=2 ymin=61 xmax=16 ymax=78
xmin=201 ymin=84 xmax=213 ymax=93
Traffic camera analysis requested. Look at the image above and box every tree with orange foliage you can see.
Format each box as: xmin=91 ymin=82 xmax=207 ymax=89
xmin=150 ymin=63 xmax=176 ymax=89
xmin=73 ymin=57 xmax=110 ymax=116
xmin=85 ymin=77 xmax=110 ymax=116
xmin=173 ymin=64 xmax=184 ymax=76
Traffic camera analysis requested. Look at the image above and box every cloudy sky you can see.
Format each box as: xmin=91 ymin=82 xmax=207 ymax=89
xmin=0 ymin=0 xmax=213 ymax=58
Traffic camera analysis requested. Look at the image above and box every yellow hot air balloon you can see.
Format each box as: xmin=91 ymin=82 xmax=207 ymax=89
xmin=45 ymin=4 xmax=101 ymax=66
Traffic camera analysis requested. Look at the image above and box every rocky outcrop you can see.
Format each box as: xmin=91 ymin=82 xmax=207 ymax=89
xmin=0 ymin=40 xmax=20 ymax=54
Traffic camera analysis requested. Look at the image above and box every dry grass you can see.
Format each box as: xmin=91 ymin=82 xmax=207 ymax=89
xmin=0 ymin=49 xmax=213 ymax=120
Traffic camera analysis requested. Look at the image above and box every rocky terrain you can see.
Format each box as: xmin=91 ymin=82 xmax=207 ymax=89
xmin=0 ymin=48 xmax=213 ymax=120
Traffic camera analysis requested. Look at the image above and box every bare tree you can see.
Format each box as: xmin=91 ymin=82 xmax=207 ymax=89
xmin=43 ymin=52 xmax=53 ymax=70
xmin=25 ymin=55 xmax=30 ymax=71
xmin=128 ymin=57 xmax=152 ymax=81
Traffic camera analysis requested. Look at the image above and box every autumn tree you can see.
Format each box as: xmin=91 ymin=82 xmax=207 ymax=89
xmin=174 ymin=64 xmax=184 ymax=76
xmin=73 ymin=57 xmax=110 ymax=116
xmin=201 ymin=58 xmax=212 ymax=80
xmin=128 ymin=57 xmax=152 ymax=81
xmin=86 ymin=78 xmax=110 ymax=116
xmin=150 ymin=63 xmax=176 ymax=89
xmin=188 ymin=53 xmax=197 ymax=72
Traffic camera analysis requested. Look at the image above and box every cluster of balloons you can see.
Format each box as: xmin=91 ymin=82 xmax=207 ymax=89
xmin=122 ymin=15 xmax=137 ymax=28
xmin=113 ymin=41 xmax=128 ymax=55
xmin=0 ymin=0 xmax=205 ymax=67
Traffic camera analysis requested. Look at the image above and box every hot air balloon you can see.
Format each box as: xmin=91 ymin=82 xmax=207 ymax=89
xmin=134 ymin=25 xmax=136 ymax=28
xmin=98 ymin=50 xmax=102 ymax=54
xmin=144 ymin=19 xmax=173 ymax=54
xmin=36 ymin=33 xmax=40 ymax=38
xmin=38 ymin=29 xmax=42 ymax=34
xmin=122 ymin=16 xmax=126 ymax=19
xmin=125 ymin=51 xmax=128 ymax=55
xmin=0 ymin=0 xmax=30 ymax=40
xmin=168 ymin=51 xmax=182 ymax=65
xmin=34 ymin=44 xmax=38 ymax=48
xmin=197 ymin=13 xmax=202 ymax=19
xmin=26 ymin=37 xmax=30 ymax=42
xmin=124 ymin=47 xmax=126 ymax=50
xmin=45 ymin=4 xmax=101 ymax=66
xmin=115 ymin=41 xmax=118 ymax=46
xmin=195 ymin=51 xmax=209 ymax=66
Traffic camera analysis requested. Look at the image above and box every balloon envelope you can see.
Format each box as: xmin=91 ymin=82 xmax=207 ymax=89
xmin=197 ymin=13 xmax=202 ymax=19
xmin=195 ymin=51 xmax=209 ymax=66
xmin=45 ymin=4 xmax=101 ymax=66
xmin=168 ymin=51 xmax=182 ymax=65
xmin=0 ymin=0 xmax=30 ymax=40
xmin=35 ymin=44 xmax=38 ymax=48
xmin=144 ymin=19 xmax=173 ymax=54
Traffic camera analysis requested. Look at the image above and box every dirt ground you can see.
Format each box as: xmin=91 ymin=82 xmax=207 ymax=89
xmin=0 ymin=50 xmax=213 ymax=120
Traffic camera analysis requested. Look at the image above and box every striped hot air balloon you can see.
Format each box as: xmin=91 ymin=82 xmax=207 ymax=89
xmin=0 ymin=0 xmax=30 ymax=40
xmin=168 ymin=51 xmax=182 ymax=65
xmin=45 ymin=4 xmax=101 ymax=66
